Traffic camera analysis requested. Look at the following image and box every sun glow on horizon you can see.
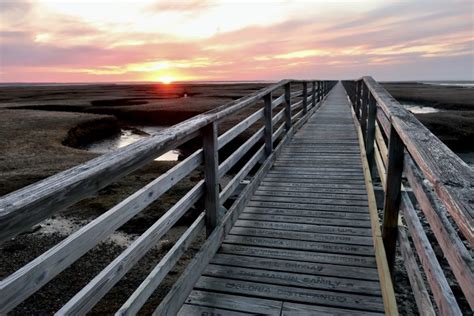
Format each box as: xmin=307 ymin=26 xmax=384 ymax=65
xmin=158 ymin=76 xmax=174 ymax=84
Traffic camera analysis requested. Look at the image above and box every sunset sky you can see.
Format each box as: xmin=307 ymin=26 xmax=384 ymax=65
xmin=1 ymin=0 xmax=473 ymax=82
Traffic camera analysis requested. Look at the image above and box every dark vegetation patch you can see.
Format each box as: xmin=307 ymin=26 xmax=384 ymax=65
xmin=415 ymin=111 xmax=474 ymax=152
xmin=62 ymin=117 xmax=121 ymax=148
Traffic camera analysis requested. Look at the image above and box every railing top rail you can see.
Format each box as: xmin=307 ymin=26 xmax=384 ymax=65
xmin=0 ymin=78 xmax=328 ymax=242
xmin=360 ymin=76 xmax=473 ymax=242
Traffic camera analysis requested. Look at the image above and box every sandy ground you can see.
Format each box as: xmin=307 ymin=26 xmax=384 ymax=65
xmin=0 ymin=82 xmax=472 ymax=314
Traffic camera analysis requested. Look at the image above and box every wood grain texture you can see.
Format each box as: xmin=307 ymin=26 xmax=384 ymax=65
xmin=363 ymin=76 xmax=473 ymax=245
xmin=57 ymin=181 xmax=204 ymax=315
xmin=202 ymin=122 xmax=220 ymax=233
xmin=0 ymin=150 xmax=202 ymax=313
xmin=0 ymin=79 xmax=292 ymax=242
xmin=116 ymin=213 xmax=205 ymax=316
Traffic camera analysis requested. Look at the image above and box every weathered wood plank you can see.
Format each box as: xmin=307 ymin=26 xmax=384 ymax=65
xmin=203 ymin=264 xmax=381 ymax=295
xmin=404 ymin=156 xmax=474 ymax=309
xmin=183 ymin=290 xmax=282 ymax=315
xmin=263 ymin=92 xmax=273 ymax=156
xmin=57 ymin=181 xmax=204 ymax=315
xmin=349 ymin=94 xmax=399 ymax=316
xmin=363 ymin=76 xmax=473 ymax=244
xmin=212 ymin=253 xmax=380 ymax=281
xmin=217 ymin=108 xmax=263 ymax=150
xmin=0 ymin=150 xmax=202 ymax=313
xmin=282 ymin=302 xmax=384 ymax=316
xmin=154 ymin=121 xmax=299 ymax=315
xmin=218 ymin=127 xmax=264 ymax=177
xmin=243 ymin=206 xmax=370 ymax=220
xmin=247 ymin=200 xmax=369 ymax=213
xmin=194 ymin=276 xmax=385 ymax=312
xmin=0 ymin=79 xmax=292 ymax=242
xmin=254 ymin=190 xmax=369 ymax=201
xmin=234 ymin=219 xmax=372 ymax=237
xmin=116 ymin=212 xmax=205 ymax=316
xmin=400 ymin=192 xmax=462 ymax=315
xmin=229 ymin=226 xmax=373 ymax=246
xmin=272 ymin=93 xmax=285 ymax=109
xmin=398 ymin=226 xmax=435 ymax=316
xmin=251 ymin=195 xmax=369 ymax=207
xmin=220 ymin=146 xmax=265 ymax=203
xmin=223 ymin=234 xmax=375 ymax=256
xmin=382 ymin=126 xmax=404 ymax=270
xmin=284 ymin=82 xmax=292 ymax=129
xmin=178 ymin=304 xmax=250 ymax=316
xmin=202 ymin=122 xmax=220 ymax=233
xmin=257 ymin=185 xmax=367 ymax=195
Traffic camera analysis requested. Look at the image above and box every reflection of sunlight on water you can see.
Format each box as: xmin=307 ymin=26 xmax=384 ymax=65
xmin=402 ymin=103 xmax=440 ymax=114
xmin=86 ymin=127 xmax=179 ymax=161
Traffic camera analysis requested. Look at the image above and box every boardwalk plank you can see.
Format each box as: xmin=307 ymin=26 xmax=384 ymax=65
xmin=181 ymin=83 xmax=388 ymax=314
xmin=195 ymin=277 xmax=385 ymax=312
xmin=183 ymin=290 xmax=282 ymax=315
xmin=229 ymin=226 xmax=373 ymax=245
xmin=203 ymin=264 xmax=382 ymax=295
xmin=211 ymin=253 xmax=380 ymax=281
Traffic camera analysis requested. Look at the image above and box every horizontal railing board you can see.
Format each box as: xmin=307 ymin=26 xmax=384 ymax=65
xmin=116 ymin=212 xmax=205 ymax=315
xmin=218 ymin=108 xmax=264 ymax=150
xmin=363 ymin=76 xmax=473 ymax=245
xmin=220 ymin=146 xmax=265 ymax=203
xmin=57 ymin=181 xmax=204 ymax=315
xmin=0 ymin=79 xmax=293 ymax=242
xmin=404 ymin=156 xmax=474 ymax=309
xmin=0 ymin=150 xmax=202 ymax=314
xmin=218 ymin=127 xmax=264 ymax=177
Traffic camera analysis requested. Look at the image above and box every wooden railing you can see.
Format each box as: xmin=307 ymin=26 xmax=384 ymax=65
xmin=343 ymin=77 xmax=473 ymax=315
xmin=0 ymin=79 xmax=336 ymax=314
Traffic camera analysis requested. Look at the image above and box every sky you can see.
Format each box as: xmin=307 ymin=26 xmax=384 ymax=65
xmin=0 ymin=0 xmax=473 ymax=82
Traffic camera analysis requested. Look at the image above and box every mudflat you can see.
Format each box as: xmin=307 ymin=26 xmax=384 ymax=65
xmin=383 ymin=82 xmax=474 ymax=152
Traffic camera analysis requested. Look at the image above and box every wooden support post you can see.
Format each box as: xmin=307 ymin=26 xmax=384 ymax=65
xmin=317 ymin=81 xmax=321 ymax=102
xmin=366 ymin=93 xmax=377 ymax=176
xmin=355 ymin=81 xmax=361 ymax=119
xmin=302 ymin=82 xmax=308 ymax=114
xmin=263 ymin=93 xmax=273 ymax=156
xmin=202 ymin=121 xmax=220 ymax=236
xmin=360 ymin=83 xmax=369 ymax=142
xmin=311 ymin=81 xmax=316 ymax=107
xmin=382 ymin=126 xmax=404 ymax=271
xmin=284 ymin=82 xmax=292 ymax=130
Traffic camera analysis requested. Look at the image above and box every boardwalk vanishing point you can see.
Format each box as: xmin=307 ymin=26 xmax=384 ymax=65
xmin=0 ymin=78 xmax=472 ymax=315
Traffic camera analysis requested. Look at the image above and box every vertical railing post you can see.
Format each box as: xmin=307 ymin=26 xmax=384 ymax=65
xmin=366 ymin=93 xmax=377 ymax=176
xmin=302 ymin=82 xmax=308 ymax=115
xmin=202 ymin=121 xmax=220 ymax=236
xmin=263 ymin=93 xmax=273 ymax=156
xmin=284 ymin=82 xmax=292 ymax=130
xmin=360 ymin=83 xmax=369 ymax=142
xmin=382 ymin=126 xmax=404 ymax=271
xmin=317 ymin=81 xmax=321 ymax=102
xmin=311 ymin=81 xmax=316 ymax=107
xmin=355 ymin=81 xmax=362 ymax=119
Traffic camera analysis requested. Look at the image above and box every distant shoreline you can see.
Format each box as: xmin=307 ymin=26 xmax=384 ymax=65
xmin=1 ymin=79 xmax=473 ymax=88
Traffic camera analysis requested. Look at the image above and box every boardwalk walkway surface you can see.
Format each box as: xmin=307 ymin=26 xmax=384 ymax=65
xmin=179 ymin=83 xmax=385 ymax=315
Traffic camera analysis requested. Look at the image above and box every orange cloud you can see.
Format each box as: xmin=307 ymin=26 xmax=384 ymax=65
xmin=0 ymin=0 xmax=473 ymax=82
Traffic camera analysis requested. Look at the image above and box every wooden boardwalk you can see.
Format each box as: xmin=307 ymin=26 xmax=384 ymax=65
xmin=179 ymin=83 xmax=386 ymax=315
xmin=4 ymin=77 xmax=469 ymax=315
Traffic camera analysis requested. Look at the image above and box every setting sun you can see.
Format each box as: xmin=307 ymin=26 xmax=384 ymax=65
xmin=159 ymin=76 xmax=174 ymax=84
